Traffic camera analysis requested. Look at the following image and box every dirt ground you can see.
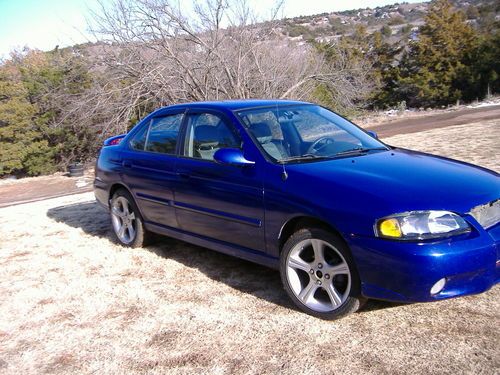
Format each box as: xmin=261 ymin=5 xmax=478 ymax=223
xmin=355 ymin=98 xmax=500 ymax=128
xmin=0 ymin=169 xmax=94 ymax=208
xmin=361 ymin=104 xmax=500 ymax=138
xmin=0 ymin=120 xmax=498 ymax=374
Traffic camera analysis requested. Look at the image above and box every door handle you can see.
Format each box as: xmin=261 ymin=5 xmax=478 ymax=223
xmin=122 ymin=161 xmax=132 ymax=168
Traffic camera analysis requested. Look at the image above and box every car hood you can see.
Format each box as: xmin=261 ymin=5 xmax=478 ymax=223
xmin=286 ymin=148 xmax=500 ymax=217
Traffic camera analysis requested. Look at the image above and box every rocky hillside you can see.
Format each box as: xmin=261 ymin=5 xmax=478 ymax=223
xmin=274 ymin=0 xmax=498 ymax=44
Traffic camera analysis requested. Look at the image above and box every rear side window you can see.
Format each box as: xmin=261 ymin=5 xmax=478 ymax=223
xmin=129 ymin=113 xmax=184 ymax=154
xmin=129 ymin=125 xmax=149 ymax=150
xmin=145 ymin=114 xmax=183 ymax=154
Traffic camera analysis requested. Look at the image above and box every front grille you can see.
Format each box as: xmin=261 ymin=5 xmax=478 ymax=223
xmin=470 ymin=199 xmax=500 ymax=230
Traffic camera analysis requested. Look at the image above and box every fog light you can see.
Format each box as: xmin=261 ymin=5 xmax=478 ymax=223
xmin=430 ymin=278 xmax=446 ymax=295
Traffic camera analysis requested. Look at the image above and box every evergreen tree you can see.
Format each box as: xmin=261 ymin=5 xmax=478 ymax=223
xmin=0 ymin=48 xmax=94 ymax=176
xmin=392 ymin=0 xmax=478 ymax=107
xmin=0 ymin=62 xmax=55 ymax=175
xmin=381 ymin=25 xmax=392 ymax=38
xmin=459 ymin=31 xmax=500 ymax=101
xmin=370 ymin=32 xmax=402 ymax=107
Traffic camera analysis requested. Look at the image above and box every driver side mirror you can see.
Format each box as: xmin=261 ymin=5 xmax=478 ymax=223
xmin=214 ymin=148 xmax=255 ymax=167
xmin=367 ymin=130 xmax=378 ymax=139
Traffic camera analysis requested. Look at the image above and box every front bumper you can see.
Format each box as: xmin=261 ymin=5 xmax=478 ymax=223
xmin=348 ymin=221 xmax=499 ymax=303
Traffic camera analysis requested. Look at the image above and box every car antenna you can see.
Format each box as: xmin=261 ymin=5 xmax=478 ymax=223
xmin=276 ymin=102 xmax=288 ymax=181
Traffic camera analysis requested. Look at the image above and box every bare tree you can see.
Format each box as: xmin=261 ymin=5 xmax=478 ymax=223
xmin=82 ymin=0 xmax=371 ymax=135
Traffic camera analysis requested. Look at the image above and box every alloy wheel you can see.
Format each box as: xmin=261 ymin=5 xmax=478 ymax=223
xmin=111 ymin=196 xmax=137 ymax=244
xmin=286 ymin=238 xmax=351 ymax=312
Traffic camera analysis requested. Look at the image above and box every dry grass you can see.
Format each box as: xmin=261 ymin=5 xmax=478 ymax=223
xmin=0 ymin=122 xmax=499 ymax=375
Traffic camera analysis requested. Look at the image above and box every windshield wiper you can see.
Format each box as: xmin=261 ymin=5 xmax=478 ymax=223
xmin=279 ymin=154 xmax=331 ymax=163
xmin=279 ymin=147 xmax=388 ymax=163
xmin=333 ymin=147 xmax=388 ymax=157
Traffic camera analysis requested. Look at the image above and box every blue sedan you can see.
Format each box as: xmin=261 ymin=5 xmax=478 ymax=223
xmin=94 ymin=100 xmax=499 ymax=319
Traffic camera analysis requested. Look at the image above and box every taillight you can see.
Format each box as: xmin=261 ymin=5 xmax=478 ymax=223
xmin=108 ymin=138 xmax=121 ymax=146
xmin=104 ymin=134 xmax=126 ymax=146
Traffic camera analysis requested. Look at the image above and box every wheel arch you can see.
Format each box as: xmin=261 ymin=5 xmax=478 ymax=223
xmin=108 ymin=183 xmax=148 ymax=221
xmin=109 ymin=183 xmax=130 ymax=202
xmin=278 ymin=216 xmax=348 ymax=253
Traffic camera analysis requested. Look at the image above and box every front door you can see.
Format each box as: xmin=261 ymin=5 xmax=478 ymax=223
xmin=174 ymin=109 xmax=265 ymax=252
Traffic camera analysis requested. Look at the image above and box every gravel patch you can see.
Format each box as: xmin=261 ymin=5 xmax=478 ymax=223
xmin=0 ymin=122 xmax=498 ymax=374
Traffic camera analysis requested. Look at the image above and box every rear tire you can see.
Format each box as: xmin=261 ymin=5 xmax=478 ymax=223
xmin=280 ymin=228 xmax=365 ymax=320
xmin=110 ymin=189 xmax=151 ymax=248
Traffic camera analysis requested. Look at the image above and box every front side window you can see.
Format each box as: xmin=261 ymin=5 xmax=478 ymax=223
xmin=144 ymin=114 xmax=184 ymax=154
xmin=183 ymin=112 xmax=240 ymax=161
xmin=237 ymin=104 xmax=388 ymax=162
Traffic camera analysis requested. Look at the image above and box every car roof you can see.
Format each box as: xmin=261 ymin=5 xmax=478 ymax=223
xmin=159 ymin=99 xmax=312 ymax=112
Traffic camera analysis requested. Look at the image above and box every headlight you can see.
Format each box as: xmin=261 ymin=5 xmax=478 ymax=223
xmin=375 ymin=211 xmax=470 ymax=240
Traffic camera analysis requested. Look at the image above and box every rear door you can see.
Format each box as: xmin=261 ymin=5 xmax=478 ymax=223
xmin=174 ymin=108 xmax=266 ymax=252
xmin=120 ymin=110 xmax=184 ymax=228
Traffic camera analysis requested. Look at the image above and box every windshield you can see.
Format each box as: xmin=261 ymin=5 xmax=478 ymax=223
xmin=236 ymin=104 xmax=388 ymax=162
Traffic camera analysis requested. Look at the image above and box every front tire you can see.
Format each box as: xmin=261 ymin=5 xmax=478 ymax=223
xmin=110 ymin=189 xmax=150 ymax=248
xmin=280 ymin=228 xmax=364 ymax=320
